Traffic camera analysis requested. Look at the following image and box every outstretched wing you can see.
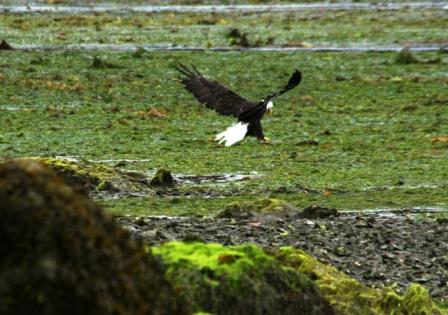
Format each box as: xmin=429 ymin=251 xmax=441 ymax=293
xmin=238 ymin=70 xmax=302 ymax=122
xmin=264 ymin=70 xmax=302 ymax=101
xmin=174 ymin=63 xmax=256 ymax=117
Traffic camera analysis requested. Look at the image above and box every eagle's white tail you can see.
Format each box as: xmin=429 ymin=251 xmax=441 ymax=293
xmin=215 ymin=122 xmax=248 ymax=146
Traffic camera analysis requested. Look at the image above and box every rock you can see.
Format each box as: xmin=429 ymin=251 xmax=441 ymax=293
xmin=216 ymin=198 xmax=298 ymax=221
xmin=150 ymin=168 xmax=176 ymax=187
xmin=0 ymin=159 xmax=189 ymax=315
xmin=276 ymin=248 xmax=446 ymax=315
xmin=296 ymin=139 xmax=319 ymax=146
xmin=116 ymin=212 xmax=448 ymax=305
xmin=395 ymin=47 xmax=422 ymax=65
xmin=154 ymin=242 xmax=335 ymax=315
xmin=34 ymin=157 xmax=152 ymax=196
xmin=0 ymin=39 xmax=14 ymax=50
xmin=299 ymin=205 xmax=338 ymax=219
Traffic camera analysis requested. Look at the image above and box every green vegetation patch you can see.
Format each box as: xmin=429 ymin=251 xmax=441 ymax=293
xmin=216 ymin=198 xmax=298 ymax=219
xmin=1 ymin=50 xmax=447 ymax=214
xmin=153 ymin=241 xmax=334 ymax=315
xmin=34 ymin=156 xmax=153 ymax=195
xmin=1 ymin=9 xmax=447 ymax=47
xmin=153 ymin=242 xmax=447 ymax=315
xmin=276 ymin=247 xmax=447 ymax=315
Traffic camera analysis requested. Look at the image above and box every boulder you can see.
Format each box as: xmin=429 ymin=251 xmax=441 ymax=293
xmin=0 ymin=159 xmax=189 ymax=315
xmin=153 ymin=242 xmax=335 ymax=315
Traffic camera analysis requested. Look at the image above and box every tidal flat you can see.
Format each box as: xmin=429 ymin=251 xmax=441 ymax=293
xmin=0 ymin=50 xmax=447 ymax=216
xmin=1 ymin=3 xmax=448 ymax=311
xmin=1 ymin=9 xmax=447 ymax=47
xmin=0 ymin=3 xmax=447 ymax=220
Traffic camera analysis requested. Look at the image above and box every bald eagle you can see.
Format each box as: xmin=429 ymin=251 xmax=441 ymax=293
xmin=175 ymin=63 xmax=301 ymax=146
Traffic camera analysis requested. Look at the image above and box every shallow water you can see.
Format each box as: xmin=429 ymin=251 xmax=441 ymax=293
xmin=54 ymin=155 xmax=260 ymax=185
xmin=1 ymin=3 xmax=447 ymax=14
xmin=343 ymin=206 xmax=447 ymax=218
xmin=11 ymin=43 xmax=448 ymax=52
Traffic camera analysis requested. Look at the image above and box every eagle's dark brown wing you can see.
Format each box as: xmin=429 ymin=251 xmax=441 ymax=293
xmin=175 ymin=63 xmax=256 ymax=118
xmin=238 ymin=70 xmax=302 ymax=122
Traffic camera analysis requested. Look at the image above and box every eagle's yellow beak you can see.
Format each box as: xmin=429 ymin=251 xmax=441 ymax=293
xmin=266 ymin=107 xmax=273 ymax=116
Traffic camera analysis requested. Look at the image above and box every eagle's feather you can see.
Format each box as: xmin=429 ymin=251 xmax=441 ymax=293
xmin=174 ymin=63 xmax=256 ymax=117
xmin=215 ymin=122 xmax=248 ymax=147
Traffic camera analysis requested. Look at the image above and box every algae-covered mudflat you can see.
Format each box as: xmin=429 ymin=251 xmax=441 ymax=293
xmin=1 ymin=2 xmax=448 ymax=312
xmin=1 ymin=49 xmax=447 ymax=215
xmin=2 ymin=9 xmax=447 ymax=47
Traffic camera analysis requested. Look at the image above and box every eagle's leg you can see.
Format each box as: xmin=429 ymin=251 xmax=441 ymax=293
xmin=247 ymin=121 xmax=271 ymax=144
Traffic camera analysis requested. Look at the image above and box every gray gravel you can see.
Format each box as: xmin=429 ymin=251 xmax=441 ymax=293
xmin=116 ymin=212 xmax=448 ymax=301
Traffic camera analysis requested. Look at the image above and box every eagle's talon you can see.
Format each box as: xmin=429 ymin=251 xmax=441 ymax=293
xmin=260 ymin=137 xmax=271 ymax=144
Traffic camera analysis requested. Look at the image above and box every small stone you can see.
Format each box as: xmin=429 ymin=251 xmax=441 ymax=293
xmin=182 ymin=233 xmax=205 ymax=243
xmin=0 ymin=39 xmax=14 ymax=50
xmin=296 ymin=139 xmax=319 ymax=146
xmin=300 ymin=205 xmax=338 ymax=219
xmin=150 ymin=168 xmax=176 ymax=187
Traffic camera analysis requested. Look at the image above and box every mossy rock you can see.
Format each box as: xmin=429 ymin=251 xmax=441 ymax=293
xmin=299 ymin=205 xmax=338 ymax=219
xmin=0 ymin=39 xmax=14 ymax=50
xmin=34 ymin=157 xmax=118 ymax=193
xmin=276 ymin=247 xmax=447 ymax=315
xmin=150 ymin=168 xmax=176 ymax=188
xmin=0 ymin=159 xmax=189 ymax=315
xmin=34 ymin=157 xmax=152 ymax=195
xmin=216 ymin=198 xmax=298 ymax=220
xmin=395 ymin=48 xmax=421 ymax=65
xmin=153 ymin=242 xmax=334 ymax=315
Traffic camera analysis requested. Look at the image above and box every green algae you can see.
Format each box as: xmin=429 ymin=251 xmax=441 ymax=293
xmin=217 ymin=198 xmax=297 ymax=218
xmin=32 ymin=157 xmax=153 ymax=194
xmin=153 ymin=241 xmax=334 ymax=315
xmin=34 ymin=157 xmax=118 ymax=190
xmin=1 ymin=9 xmax=447 ymax=47
xmin=276 ymin=247 xmax=447 ymax=315
xmin=153 ymin=242 xmax=447 ymax=314
xmin=150 ymin=168 xmax=176 ymax=187
xmin=0 ymin=50 xmax=447 ymax=214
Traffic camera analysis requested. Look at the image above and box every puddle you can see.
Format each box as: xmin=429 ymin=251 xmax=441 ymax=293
xmin=342 ymin=206 xmax=447 ymax=219
xmin=95 ymin=158 xmax=154 ymax=163
xmin=54 ymin=155 xmax=260 ymax=185
xmin=359 ymin=183 xmax=448 ymax=191
xmin=1 ymin=3 xmax=447 ymax=14
xmin=0 ymin=102 xmax=85 ymax=111
xmin=55 ymin=156 xmax=153 ymax=164
xmin=175 ymin=171 xmax=260 ymax=184
xmin=0 ymin=105 xmax=29 ymax=111
xmin=10 ymin=43 xmax=448 ymax=52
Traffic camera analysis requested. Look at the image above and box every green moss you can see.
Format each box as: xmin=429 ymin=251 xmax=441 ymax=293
xmin=217 ymin=198 xmax=297 ymax=218
xmin=153 ymin=242 xmax=334 ymax=315
xmin=276 ymin=247 xmax=447 ymax=315
xmin=150 ymin=168 xmax=176 ymax=188
xmin=395 ymin=48 xmax=421 ymax=65
xmin=1 ymin=51 xmax=447 ymax=214
xmin=33 ymin=157 xmax=153 ymax=195
xmin=34 ymin=157 xmax=117 ymax=191
xmin=1 ymin=10 xmax=447 ymax=47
